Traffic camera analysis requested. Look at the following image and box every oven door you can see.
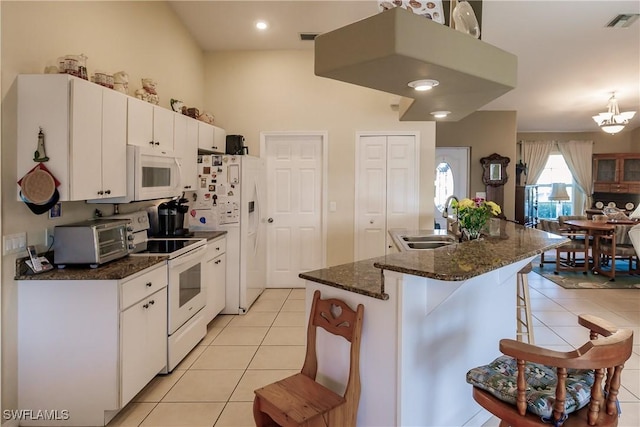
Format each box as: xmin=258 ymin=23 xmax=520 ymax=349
xmin=168 ymin=245 xmax=207 ymax=335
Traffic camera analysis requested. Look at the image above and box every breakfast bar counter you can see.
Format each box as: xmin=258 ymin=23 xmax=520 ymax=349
xmin=300 ymin=221 xmax=568 ymax=427
xmin=301 ymin=221 xmax=568 ymax=300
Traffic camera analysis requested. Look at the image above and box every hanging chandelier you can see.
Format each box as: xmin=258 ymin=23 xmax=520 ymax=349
xmin=592 ymin=93 xmax=636 ymax=134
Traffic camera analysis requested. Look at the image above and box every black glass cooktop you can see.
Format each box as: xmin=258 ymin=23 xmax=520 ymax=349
xmin=139 ymin=239 xmax=201 ymax=255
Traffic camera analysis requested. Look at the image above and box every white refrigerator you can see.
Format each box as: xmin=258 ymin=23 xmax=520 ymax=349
xmin=190 ymin=154 xmax=266 ymax=314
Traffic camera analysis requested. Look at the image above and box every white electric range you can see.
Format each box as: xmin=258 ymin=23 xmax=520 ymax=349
xmin=109 ymin=210 xmax=208 ymax=372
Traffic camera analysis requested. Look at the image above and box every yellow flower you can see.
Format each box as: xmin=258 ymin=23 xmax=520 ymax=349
xmin=457 ymin=198 xmax=475 ymax=209
xmin=486 ymin=201 xmax=502 ymax=216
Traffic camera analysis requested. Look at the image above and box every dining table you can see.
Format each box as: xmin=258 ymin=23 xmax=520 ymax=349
xmin=563 ymin=219 xmax=638 ymax=280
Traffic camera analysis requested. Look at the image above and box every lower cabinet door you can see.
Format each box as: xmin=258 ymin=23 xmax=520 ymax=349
xmin=120 ymin=287 xmax=167 ymax=406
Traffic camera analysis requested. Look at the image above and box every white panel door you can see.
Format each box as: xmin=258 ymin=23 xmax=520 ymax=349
xmin=386 ymin=135 xmax=419 ymax=242
xmin=355 ymin=136 xmax=387 ymax=260
xmin=355 ymin=134 xmax=419 ymax=261
xmin=434 ymin=147 xmax=470 ymax=230
xmin=265 ymin=134 xmax=324 ymax=287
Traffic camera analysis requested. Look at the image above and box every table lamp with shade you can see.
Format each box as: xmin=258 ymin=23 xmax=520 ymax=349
xmin=548 ymin=183 xmax=570 ymax=218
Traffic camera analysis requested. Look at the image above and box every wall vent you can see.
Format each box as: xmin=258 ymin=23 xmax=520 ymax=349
xmin=606 ymin=14 xmax=639 ymax=28
xmin=299 ymin=33 xmax=319 ymax=41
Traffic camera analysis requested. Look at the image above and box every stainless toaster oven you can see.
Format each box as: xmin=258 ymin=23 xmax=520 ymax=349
xmin=53 ymin=218 xmax=131 ymax=267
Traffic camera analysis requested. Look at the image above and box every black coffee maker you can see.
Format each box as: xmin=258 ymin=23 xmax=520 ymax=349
xmin=158 ymin=198 xmax=189 ymax=236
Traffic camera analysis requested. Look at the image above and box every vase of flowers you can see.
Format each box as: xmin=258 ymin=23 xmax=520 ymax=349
xmin=452 ymin=197 xmax=502 ymax=240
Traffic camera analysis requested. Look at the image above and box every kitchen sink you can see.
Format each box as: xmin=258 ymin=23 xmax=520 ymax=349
xmin=402 ymin=235 xmax=456 ymax=243
xmin=398 ymin=233 xmax=457 ymax=250
xmin=406 ymin=241 xmax=453 ymax=249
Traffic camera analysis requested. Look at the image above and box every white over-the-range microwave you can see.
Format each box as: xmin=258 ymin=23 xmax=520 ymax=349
xmin=90 ymin=145 xmax=182 ymax=203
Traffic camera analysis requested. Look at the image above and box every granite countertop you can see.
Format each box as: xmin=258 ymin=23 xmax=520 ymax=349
xmin=14 ymin=231 xmax=226 ymax=281
xmin=300 ymin=221 xmax=569 ymax=300
xmin=15 ymin=252 xmax=168 ymax=281
xmin=192 ymin=230 xmax=227 ymax=241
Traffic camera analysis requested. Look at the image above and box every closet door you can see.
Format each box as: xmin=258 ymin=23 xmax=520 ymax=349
xmin=355 ymin=134 xmax=419 ymax=261
xmin=355 ymin=136 xmax=387 ymax=261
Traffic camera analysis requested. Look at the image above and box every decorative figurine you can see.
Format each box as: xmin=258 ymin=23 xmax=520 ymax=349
xmin=170 ymin=98 xmax=184 ymax=113
xmin=197 ymin=111 xmax=215 ymax=125
xmin=113 ymin=71 xmax=129 ymax=95
xmin=134 ymin=78 xmax=159 ymax=105
xmin=182 ymin=106 xmax=199 ymax=119
xmin=34 ymin=127 xmax=49 ymax=162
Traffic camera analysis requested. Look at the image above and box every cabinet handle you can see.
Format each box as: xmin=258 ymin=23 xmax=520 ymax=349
xmin=213 ymin=146 xmax=218 ymax=150
xmin=149 ymin=141 xmax=155 ymax=146
xmin=215 ymin=260 xmax=221 ymax=264
xmin=216 ymin=247 xmax=220 ymax=251
xmin=97 ymin=190 xmax=104 ymax=195
xmin=143 ymin=303 xmax=149 ymax=309
xmin=146 ymin=282 xmax=152 ymax=287
xmin=104 ymin=189 xmax=111 ymax=195
xmin=149 ymin=300 xmax=155 ymax=305
xmin=155 ymin=141 xmax=160 ymax=146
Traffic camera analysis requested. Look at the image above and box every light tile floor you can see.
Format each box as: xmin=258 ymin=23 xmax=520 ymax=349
xmin=108 ymin=277 xmax=640 ymax=427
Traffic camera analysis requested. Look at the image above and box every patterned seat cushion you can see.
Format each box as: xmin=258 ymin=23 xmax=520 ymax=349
xmin=466 ymin=355 xmax=595 ymax=418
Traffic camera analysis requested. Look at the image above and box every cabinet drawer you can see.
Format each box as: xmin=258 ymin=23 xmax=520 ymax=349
xmin=121 ymin=264 xmax=168 ymax=309
xmin=208 ymin=237 xmax=226 ymax=255
xmin=610 ymin=184 xmax=629 ymax=193
xmin=627 ymin=183 xmax=640 ymax=194
xmin=593 ymin=183 xmax=611 ymax=192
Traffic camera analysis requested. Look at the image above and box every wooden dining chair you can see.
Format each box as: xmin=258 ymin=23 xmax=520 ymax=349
xmin=554 ymin=216 xmax=589 ymax=274
xmin=594 ymin=224 xmax=640 ymax=280
xmin=467 ymin=314 xmax=633 ymax=427
xmin=253 ymin=290 xmax=364 ymax=426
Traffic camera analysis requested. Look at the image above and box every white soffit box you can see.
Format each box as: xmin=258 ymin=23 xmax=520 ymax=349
xmin=314 ymin=7 xmax=517 ymax=122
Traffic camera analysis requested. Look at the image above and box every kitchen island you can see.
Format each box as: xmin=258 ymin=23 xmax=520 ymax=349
xmin=300 ymin=221 xmax=567 ymax=427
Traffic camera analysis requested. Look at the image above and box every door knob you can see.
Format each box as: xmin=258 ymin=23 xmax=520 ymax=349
xmin=267 ymin=218 xmax=274 ymax=223
xmin=370 ymin=220 xmax=374 ymax=224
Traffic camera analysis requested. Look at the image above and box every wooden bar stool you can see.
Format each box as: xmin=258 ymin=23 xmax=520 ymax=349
xmin=516 ymin=263 xmax=534 ymax=344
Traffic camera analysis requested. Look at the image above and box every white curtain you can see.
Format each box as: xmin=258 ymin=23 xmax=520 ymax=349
xmin=521 ymin=141 xmax=554 ymax=185
xmin=557 ymin=140 xmax=593 ymax=213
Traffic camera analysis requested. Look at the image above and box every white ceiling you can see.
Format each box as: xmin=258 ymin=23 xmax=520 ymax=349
xmin=169 ymin=0 xmax=640 ymax=133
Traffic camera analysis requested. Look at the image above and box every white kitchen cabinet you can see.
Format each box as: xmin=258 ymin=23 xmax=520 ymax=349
xmin=197 ymin=121 xmax=226 ymax=154
xmin=174 ymin=113 xmax=198 ymax=191
xmin=120 ymin=287 xmax=167 ymax=405
xmin=17 ymin=74 xmax=127 ymax=201
xmin=127 ymin=96 xmax=174 ymax=151
xmin=17 ymin=263 xmax=168 ymax=426
xmin=204 ymin=236 xmax=227 ymax=323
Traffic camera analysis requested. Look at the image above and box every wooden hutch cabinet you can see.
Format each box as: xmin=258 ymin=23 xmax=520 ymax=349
xmin=593 ymin=153 xmax=640 ymax=194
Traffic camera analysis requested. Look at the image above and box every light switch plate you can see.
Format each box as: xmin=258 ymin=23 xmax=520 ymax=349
xmin=3 ymin=232 xmax=27 ymax=255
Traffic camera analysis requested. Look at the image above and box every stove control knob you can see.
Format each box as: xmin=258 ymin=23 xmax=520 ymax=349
xmin=127 ymin=235 xmax=135 ymax=241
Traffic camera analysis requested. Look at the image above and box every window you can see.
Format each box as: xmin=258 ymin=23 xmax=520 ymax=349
xmin=535 ymin=154 xmax=574 ymax=219
xmin=434 ymin=162 xmax=454 ymax=213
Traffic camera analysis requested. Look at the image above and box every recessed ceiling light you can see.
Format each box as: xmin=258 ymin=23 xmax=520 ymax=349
xmin=408 ymin=79 xmax=439 ymax=91
xmin=256 ymin=21 xmax=268 ymax=30
xmin=430 ymin=111 xmax=451 ymax=118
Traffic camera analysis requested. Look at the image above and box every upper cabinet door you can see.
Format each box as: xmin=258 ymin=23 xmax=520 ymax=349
xmin=127 ymin=97 xmax=154 ymax=148
xmin=69 ymin=78 xmax=103 ymax=200
xmin=101 ymin=89 xmax=128 ymax=198
xmin=174 ymin=114 xmax=198 ymax=191
xmin=152 ymin=106 xmax=175 ymax=151
xmin=197 ymin=122 xmax=215 ymax=152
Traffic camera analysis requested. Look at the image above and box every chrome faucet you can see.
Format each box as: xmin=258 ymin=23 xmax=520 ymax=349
xmin=442 ymin=195 xmax=459 ymax=219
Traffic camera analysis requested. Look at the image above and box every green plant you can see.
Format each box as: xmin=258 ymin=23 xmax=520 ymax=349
xmin=452 ymin=197 xmax=502 ymax=237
